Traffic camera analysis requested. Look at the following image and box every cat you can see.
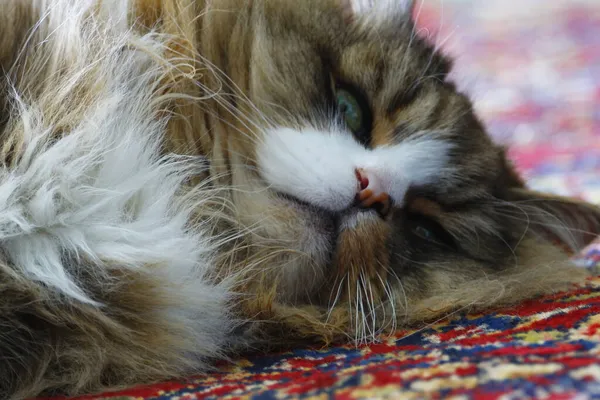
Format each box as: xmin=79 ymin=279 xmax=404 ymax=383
xmin=0 ymin=0 xmax=599 ymax=398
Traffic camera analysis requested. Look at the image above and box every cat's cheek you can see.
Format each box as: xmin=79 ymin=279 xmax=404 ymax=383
xmin=255 ymin=127 xmax=364 ymax=211
xmin=232 ymin=190 xmax=335 ymax=300
xmin=229 ymin=159 xmax=335 ymax=297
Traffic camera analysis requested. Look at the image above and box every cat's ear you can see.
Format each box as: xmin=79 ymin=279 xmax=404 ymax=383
xmin=503 ymin=188 xmax=600 ymax=253
xmin=497 ymin=150 xmax=600 ymax=252
xmin=341 ymin=0 xmax=415 ymax=25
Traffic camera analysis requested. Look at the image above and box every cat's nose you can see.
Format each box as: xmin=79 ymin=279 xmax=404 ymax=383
xmin=355 ymin=168 xmax=392 ymax=218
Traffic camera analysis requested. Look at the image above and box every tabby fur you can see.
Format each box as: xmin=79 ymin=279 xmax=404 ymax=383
xmin=0 ymin=0 xmax=598 ymax=398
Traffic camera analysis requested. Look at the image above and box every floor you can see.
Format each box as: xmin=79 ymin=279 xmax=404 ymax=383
xmin=419 ymin=0 xmax=600 ymax=201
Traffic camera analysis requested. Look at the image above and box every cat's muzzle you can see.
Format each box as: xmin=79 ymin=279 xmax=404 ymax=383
xmin=355 ymin=168 xmax=392 ymax=218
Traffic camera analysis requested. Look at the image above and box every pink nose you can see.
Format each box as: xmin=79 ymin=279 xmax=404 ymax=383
xmin=355 ymin=168 xmax=392 ymax=217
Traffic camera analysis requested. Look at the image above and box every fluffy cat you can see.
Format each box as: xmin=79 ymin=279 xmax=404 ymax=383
xmin=0 ymin=0 xmax=598 ymax=398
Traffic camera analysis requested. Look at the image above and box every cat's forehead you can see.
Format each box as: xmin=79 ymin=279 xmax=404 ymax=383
xmin=262 ymin=0 xmax=414 ymax=44
xmin=261 ymin=0 xmax=449 ymax=97
xmin=334 ymin=36 xmax=452 ymax=107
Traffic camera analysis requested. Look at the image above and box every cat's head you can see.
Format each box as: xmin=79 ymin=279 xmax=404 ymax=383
xmin=193 ymin=0 xmax=600 ymax=341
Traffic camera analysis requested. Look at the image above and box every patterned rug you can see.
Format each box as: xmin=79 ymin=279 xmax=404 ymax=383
xmin=40 ymin=1 xmax=600 ymax=399
xmin=45 ymin=272 xmax=600 ymax=400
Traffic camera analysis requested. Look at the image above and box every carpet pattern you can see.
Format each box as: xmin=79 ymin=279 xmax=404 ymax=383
xmin=53 ymin=272 xmax=600 ymax=400
xmin=40 ymin=0 xmax=600 ymax=399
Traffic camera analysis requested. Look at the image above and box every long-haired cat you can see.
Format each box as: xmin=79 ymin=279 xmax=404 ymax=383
xmin=0 ymin=0 xmax=599 ymax=398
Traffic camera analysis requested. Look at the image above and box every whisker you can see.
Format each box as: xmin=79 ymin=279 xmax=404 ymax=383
xmin=326 ymin=275 xmax=346 ymax=323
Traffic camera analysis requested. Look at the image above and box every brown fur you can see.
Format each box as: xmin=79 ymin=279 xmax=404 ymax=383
xmin=0 ymin=0 xmax=598 ymax=398
xmin=0 ymin=263 xmax=210 ymax=399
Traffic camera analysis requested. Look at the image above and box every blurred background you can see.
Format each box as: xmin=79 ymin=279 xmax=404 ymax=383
xmin=415 ymin=0 xmax=600 ymax=202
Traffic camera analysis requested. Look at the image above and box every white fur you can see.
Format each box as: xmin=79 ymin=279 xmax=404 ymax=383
xmin=339 ymin=209 xmax=380 ymax=231
xmin=1 ymin=0 xmax=232 ymax=362
xmin=256 ymin=127 xmax=453 ymax=211
xmin=257 ymin=128 xmax=363 ymax=211
xmin=348 ymin=0 xmax=414 ymax=25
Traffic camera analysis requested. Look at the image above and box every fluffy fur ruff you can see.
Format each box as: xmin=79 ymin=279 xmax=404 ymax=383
xmin=0 ymin=1 xmax=234 ymax=398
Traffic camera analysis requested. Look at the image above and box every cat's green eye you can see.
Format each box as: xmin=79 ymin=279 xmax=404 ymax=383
xmin=334 ymin=84 xmax=371 ymax=144
xmin=336 ymin=89 xmax=363 ymax=134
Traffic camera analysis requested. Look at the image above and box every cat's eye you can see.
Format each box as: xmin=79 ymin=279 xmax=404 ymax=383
xmin=413 ymin=225 xmax=436 ymax=241
xmin=407 ymin=212 xmax=456 ymax=250
xmin=334 ymin=84 xmax=372 ymax=145
xmin=336 ymin=89 xmax=363 ymax=133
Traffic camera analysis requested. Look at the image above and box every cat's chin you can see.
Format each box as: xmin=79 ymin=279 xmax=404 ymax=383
xmin=277 ymin=191 xmax=382 ymax=242
xmin=336 ymin=208 xmax=381 ymax=232
xmin=268 ymin=194 xmax=386 ymax=304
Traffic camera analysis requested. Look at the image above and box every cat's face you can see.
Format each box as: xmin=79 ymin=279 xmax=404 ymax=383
xmin=198 ymin=0 xmax=599 ymax=341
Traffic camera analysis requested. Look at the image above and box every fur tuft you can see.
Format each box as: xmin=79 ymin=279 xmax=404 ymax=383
xmin=0 ymin=0 xmax=234 ymax=398
xmin=344 ymin=0 xmax=414 ymax=25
